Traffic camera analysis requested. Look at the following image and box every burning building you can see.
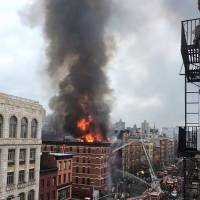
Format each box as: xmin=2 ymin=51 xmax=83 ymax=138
xmin=27 ymin=0 xmax=114 ymax=142
xmin=27 ymin=1 xmax=114 ymax=198
xmin=42 ymin=141 xmax=111 ymax=199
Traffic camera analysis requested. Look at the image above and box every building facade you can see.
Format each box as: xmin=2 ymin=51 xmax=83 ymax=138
xmin=42 ymin=141 xmax=111 ymax=199
xmin=113 ymin=119 xmax=125 ymax=132
xmin=40 ymin=153 xmax=73 ymax=200
xmin=160 ymin=138 xmax=175 ymax=165
xmin=141 ymin=120 xmax=150 ymax=136
xmin=39 ymin=167 xmax=57 ymax=200
xmin=122 ymin=132 xmax=144 ymax=174
xmin=0 ymin=92 xmax=45 ymax=200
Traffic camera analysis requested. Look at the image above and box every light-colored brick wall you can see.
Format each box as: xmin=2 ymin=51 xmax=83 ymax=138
xmin=0 ymin=93 xmax=45 ymax=200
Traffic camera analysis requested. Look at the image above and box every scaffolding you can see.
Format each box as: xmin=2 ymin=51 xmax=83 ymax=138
xmin=179 ymin=18 xmax=200 ymax=200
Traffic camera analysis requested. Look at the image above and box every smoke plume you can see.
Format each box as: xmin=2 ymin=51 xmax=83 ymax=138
xmin=42 ymin=0 xmax=112 ymax=139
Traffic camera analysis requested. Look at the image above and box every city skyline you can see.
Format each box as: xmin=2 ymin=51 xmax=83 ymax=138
xmin=0 ymin=0 xmax=199 ymax=128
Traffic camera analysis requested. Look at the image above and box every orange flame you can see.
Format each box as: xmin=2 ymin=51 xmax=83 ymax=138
xmin=84 ymin=133 xmax=94 ymax=143
xmin=77 ymin=116 xmax=105 ymax=143
xmin=77 ymin=116 xmax=92 ymax=132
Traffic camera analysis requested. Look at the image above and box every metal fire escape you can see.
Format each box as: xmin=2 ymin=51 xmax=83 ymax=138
xmin=179 ymin=18 xmax=200 ymax=200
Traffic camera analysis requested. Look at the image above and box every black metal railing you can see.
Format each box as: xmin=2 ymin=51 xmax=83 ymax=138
xmin=178 ymin=126 xmax=199 ymax=156
xmin=181 ymin=18 xmax=200 ymax=82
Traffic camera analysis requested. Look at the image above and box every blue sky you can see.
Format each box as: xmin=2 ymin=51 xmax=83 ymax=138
xmin=0 ymin=0 xmax=199 ymax=128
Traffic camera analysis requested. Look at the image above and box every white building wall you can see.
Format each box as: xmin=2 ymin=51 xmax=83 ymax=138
xmin=0 ymin=93 xmax=45 ymax=200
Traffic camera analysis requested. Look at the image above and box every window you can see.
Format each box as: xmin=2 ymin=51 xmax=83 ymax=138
xmin=7 ymin=172 xmax=14 ymax=185
xmin=9 ymin=116 xmax=17 ymax=138
xmin=83 ymin=148 xmax=86 ymax=153
xmin=76 ymin=166 xmax=79 ymax=173
xmin=47 ymin=192 xmax=50 ymax=200
xmin=30 ymin=149 xmax=36 ymax=163
xmin=82 ymin=178 xmax=85 ymax=184
xmin=39 ymin=194 xmax=44 ymax=200
xmin=76 ymin=177 xmax=78 ymax=184
xmin=28 ymin=190 xmax=35 ymax=200
xmin=68 ymin=161 xmax=71 ymax=170
xmin=83 ymin=157 xmax=85 ymax=163
xmin=69 ymin=147 xmax=72 ymax=152
xmin=64 ymin=174 xmax=66 ymax=183
xmin=88 ymin=157 xmax=90 ymax=163
xmin=76 ymin=157 xmax=79 ymax=163
xmin=19 ymin=149 xmax=26 ymax=164
xmin=18 ymin=170 xmax=25 ymax=184
xmin=52 ymin=191 xmax=56 ymax=200
xmin=64 ymin=161 xmax=67 ymax=169
xmin=59 ymin=175 xmax=61 ymax=184
xmin=40 ymin=179 xmax=44 ymax=188
xmin=59 ymin=162 xmax=62 ymax=170
xmin=77 ymin=147 xmax=79 ymax=153
xmin=88 ymin=148 xmax=91 ymax=153
xmin=29 ymin=169 xmax=35 ymax=181
xmin=87 ymin=168 xmax=90 ymax=174
xmin=68 ymin=173 xmax=71 ymax=183
xmin=19 ymin=193 xmax=25 ymax=200
xmin=47 ymin=178 xmax=50 ymax=186
xmin=52 ymin=177 xmax=56 ymax=186
xmin=0 ymin=114 xmax=3 ymax=137
xmin=8 ymin=149 xmax=15 ymax=165
xmin=83 ymin=167 xmax=85 ymax=173
xmin=58 ymin=188 xmax=70 ymax=200
xmin=21 ymin=117 xmax=28 ymax=138
xmin=31 ymin=119 xmax=37 ymax=138
xmin=87 ymin=178 xmax=90 ymax=185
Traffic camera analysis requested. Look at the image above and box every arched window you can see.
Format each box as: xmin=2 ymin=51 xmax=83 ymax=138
xmin=21 ymin=117 xmax=28 ymax=138
xmin=9 ymin=116 xmax=17 ymax=138
xmin=28 ymin=190 xmax=35 ymax=200
xmin=0 ymin=114 xmax=3 ymax=138
xmin=19 ymin=193 xmax=25 ymax=200
xmin=31 ymin=119 xmax=37 ymax=138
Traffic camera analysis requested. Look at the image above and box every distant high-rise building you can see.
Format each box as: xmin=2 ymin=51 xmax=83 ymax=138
xmin=113 ymin=119 xmax=125 ymax=132
xmin=141 ymin=120 xmax=150 ymax=135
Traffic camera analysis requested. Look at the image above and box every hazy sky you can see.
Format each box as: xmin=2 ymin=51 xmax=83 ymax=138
xmin=0 ymin=0 xmax=199 ymax=128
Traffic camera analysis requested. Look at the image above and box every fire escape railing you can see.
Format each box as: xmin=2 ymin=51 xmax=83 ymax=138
xmin=181 ymin=18 xmax=200 ymax=82
xmin=178 ymin=126 xmax=198 ymax=156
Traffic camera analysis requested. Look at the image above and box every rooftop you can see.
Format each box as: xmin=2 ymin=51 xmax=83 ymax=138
xmin=40 ymin=166 xmax=58 ymax=174
xmin=43 ymin=140 xmax=111 ymax=147
xmin=49 ymin=152 xmax=72 ymax=156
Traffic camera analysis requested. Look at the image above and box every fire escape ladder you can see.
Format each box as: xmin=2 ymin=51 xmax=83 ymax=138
xmin=179 ymin=18 xmax=200 ymax=200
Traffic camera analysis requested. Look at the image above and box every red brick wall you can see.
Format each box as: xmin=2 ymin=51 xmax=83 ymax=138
xmin=67 ymin=145 xmax=110 ymax=199
xmin=39 ymin=171 xmax=57 ymax=200
xmin=57 ymin=158 xmax=72 ymax=200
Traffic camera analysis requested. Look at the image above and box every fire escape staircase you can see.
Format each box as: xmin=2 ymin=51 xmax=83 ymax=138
xmin=179 ymin=18 xmax=200 ymax=200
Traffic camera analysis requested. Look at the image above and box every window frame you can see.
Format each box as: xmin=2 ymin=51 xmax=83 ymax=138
xmin=9 ymin=116 xmax=17 ymax=138
xmin=0 ymin=114 xmax=3 ymax=138
xmin=31 ymin=119 xmax=38 ymax=138
xmin=21 ymin=117 xmax=28 ymax=138
xmin=7 ymin=172 xmax=14 ymax=185
xmin=18 ymin=170 xmax=25 ymax=184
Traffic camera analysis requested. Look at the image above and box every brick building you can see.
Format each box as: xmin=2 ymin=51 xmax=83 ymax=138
xmin=160 ymin=138 xmax=175 ymax=165
xmin=122 ymin=131 xmax=144 ymax=173
xmin=153 ymin=146 xmax=161 ymax=167
xmin=42 ymin=141 xmax=111 ymax=199
xmin=40 ymin=152 xmax=73 ymax=200
xmin=39 ymin=166 xmax=57 ymax=200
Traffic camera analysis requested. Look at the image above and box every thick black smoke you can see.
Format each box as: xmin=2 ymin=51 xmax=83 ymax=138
xmin=43 ymin=0 xmax=112 ymax=138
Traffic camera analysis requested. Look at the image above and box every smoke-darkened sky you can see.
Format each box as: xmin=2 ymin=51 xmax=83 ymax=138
xmin=0 ymin=0 xmax=199 ymax=128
